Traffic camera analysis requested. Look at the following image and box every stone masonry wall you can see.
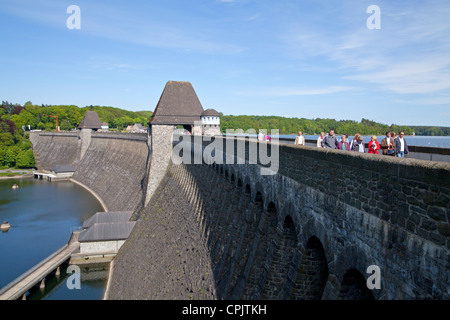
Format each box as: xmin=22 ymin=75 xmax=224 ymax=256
xmin=72 ymin=134 xmax=149 ymax=212
xmin=30 ymin=132 xmax=78 ymax=170
xmin=166 ymin=135 xmax=449 ymax=299
xmin=31 ymin=132 xmax=449 ymax=300
xmin=144 ymin=125 xmax=175 ymax=207
xmin=30 ymin=132 xmax=150 ymax=213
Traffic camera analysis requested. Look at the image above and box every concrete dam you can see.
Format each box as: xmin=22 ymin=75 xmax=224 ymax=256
xmin=29 ymin=130 xmax=450 ymax=300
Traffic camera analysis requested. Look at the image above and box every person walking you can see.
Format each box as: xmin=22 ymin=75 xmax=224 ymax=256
xmin=368 ymin=135 xmax=381 ymax=154
xmin=356 ymin=135 xmax=365 ymax=152
xmin=381 ymin=131 xmax=395 ymax=156
xmin=394 ymin=131 xmax=409 ymax=158
xmin=294 ymin=131 xmax=305 ymax=146
xmin=337 ymin=135 xmax=350 ymax=151
xmin=321 ymin=129 xmax=338 ymax=149
xmin=350 ymin=133 xmax=360 ymax=150
xmin=317 ymin=132 xmax=325 ymax=148
xmin=258 ymin=130 xmax=264 ymax=142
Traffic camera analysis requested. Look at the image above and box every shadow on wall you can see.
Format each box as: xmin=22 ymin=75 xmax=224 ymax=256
xmin=175 ymin=162 xmax=374 ymax=300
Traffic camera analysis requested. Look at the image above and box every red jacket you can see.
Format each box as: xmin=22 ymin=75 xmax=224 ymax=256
xmin=368 ymin=140 xmax=380 ymax=154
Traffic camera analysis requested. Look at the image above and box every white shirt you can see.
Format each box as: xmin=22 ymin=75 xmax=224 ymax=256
xmin=258 ymin=133 xmax=264 ymax=141
xmin=317 ymin=136 xmax=323 ymax=147
xmin=295 ymin=135 xmax=305 ymax=145
xmin=359 ymin=142 xmax=365 ymax=152
xmin=399 ymin=137 xmax=405 ymax=151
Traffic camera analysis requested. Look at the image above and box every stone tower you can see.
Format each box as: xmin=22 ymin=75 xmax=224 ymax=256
xmin=145 ymin=81 xmax=206 ymax=205
xmin=76 ymin=111 xmax=102 ymax=164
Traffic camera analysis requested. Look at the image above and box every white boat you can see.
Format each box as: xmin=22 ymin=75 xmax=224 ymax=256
xmin=1 ymin=221 xmax=11 ymax=232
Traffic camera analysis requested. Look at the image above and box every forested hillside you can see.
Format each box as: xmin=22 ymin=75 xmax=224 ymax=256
xmin=1 ymin=101 xmax=152 ymax=132
xmin=220 ymin=115 xmax=417 ymax=135
xmin=0 ymin=101 xmax=153 ymax=169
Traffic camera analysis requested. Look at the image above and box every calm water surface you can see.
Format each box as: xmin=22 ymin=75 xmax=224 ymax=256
xmin=0 ymin=177 xmax=106 ymax=299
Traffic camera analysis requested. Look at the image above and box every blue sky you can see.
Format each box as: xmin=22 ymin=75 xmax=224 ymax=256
xmin=1 ymin=0 xmax=450 ymax=126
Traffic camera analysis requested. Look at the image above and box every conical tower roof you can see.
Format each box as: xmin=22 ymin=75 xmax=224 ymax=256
xmin=78 ymin=111 xmax=102 ymax=130
xmin=149 ymin=81 xmax=204 ymax=125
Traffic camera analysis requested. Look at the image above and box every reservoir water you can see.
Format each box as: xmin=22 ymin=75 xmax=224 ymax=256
xmin=0 ymin=177 xmax=106 ymax=299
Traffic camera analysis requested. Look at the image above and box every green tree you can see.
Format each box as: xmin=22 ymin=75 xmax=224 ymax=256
xmin=16 ymin=149 xmax=35 ymax=168
xmin=5 ymin=146 xmax=19 ymax=167
xmin=0 ymin=148 xmax=6 ymax=168
xmin=0 ymin=132 xmax=14 ymax=147
xmin=60 ymin=119 xmax=73 ymax=131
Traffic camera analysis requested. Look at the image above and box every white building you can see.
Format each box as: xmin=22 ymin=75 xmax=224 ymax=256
xmin=78 ymin=211 xmax=135 ymax=254
xmin=100 ymin=122 xmax=109 ymax=131
xmin=201 ymin=108 xmax=221 ymax=136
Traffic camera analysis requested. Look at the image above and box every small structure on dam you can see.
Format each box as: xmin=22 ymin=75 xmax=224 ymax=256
xmin=77 ymin=111 xmax=102 ymax=131
xmin=144 ymin=81 xmax=222 ymax=206
xmin=201 ymin=108 xmax=221 ymax=136
xmin=78 ymin=211 xmax=135 ymax=254
xmin=49 ymin=164 xmax=76 ymax=180
xmin=149 ymin=80 xmax=221 ymax=136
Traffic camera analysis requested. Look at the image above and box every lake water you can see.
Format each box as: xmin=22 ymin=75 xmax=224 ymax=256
xmin=0 ymin=177 xmax=106 ymax=299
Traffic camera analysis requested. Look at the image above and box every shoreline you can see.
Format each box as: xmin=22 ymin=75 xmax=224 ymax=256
xmin=70 ymin=178 xmax=109 ymax=212
xmin=0 ymin=171 xmax=108 ymax=212
xmin=0 ymin=173 xmax=34 ymax=180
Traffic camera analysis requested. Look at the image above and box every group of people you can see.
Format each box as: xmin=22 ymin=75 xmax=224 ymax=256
xmin=258 ymin=131 xmax=271 ymax=142
xmin=294 ymin=129 xmax=409 ymax=157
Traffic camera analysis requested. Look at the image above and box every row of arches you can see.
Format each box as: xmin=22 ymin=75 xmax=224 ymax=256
xmin=208 ymin=162 xmax=375 ymax=300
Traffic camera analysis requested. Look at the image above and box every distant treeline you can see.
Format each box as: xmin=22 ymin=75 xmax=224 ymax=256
xmin=408 ymin=126 xmax=450 ymax=136
xmin=0 ymin=101 xmax=153 ymax=132
xmin=1 ymin=101 xmax=449 ymax=138
xmin=0 ymin=101 xmax=153 ymax=169
xmin=219 ymin=115 xmax=432 ymax=136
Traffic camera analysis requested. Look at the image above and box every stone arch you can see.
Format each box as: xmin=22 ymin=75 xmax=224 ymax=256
xmin=334 ymin=245 xmax=372 ymax=284
xmin=334 ymin=245 xmax=381 ymax=300
xmin=267 ymin=201 xmax=277 ymax=213
xmin=338 ymin=269 xmax=374 ymax=300
xmin=291 ymin=236 xmax=329 ymax=300
xmin=241 ymin=200 xmax=279 ymax=299
xmin=228 ymin=166 xmax=237 ymax=184
xmin=255 ymin=191 xmax=263 ymax=204
xmin=220 ymin=166 xmax=223 ymax=174
xmin=297 ymin=218 xmax=333 ymax=267
xmin=225 ymin=169 xmax=229 ymax=178
xmin=262 ymin=215 xmax=299 ymax=299
xmin=245 ymin=184 xmax=251 ymax=195
xmin=254 ymin=181 xmax=265 ymax=204
xmin=237 ymin=178 xmax=242 ymax=188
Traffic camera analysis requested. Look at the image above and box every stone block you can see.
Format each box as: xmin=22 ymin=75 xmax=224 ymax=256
xmin=427 ymin=206 xmax=447 ymax=222
xmin=437 ymin=222 xmax=450 ymax=237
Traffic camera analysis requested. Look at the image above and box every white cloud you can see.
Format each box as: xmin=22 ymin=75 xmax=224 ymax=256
xmin=0 ymin=0 xmax=245 ymax=54
xmin=238 ymin=85 xmax=354 ymax=97
xmin=280 ymin=1 xmax=450 ymax=95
